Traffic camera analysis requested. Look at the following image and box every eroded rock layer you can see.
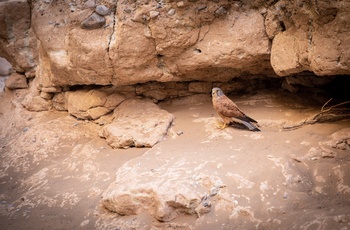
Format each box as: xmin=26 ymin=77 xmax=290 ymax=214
xmin=1 ymin=0 xmax=349 ymax=92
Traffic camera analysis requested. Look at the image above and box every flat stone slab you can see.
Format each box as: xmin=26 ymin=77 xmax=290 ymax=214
xmin=100 ymin=144 xmax=221 ymax=222
xmin=102 ymin=98 xmax=174 ymax=148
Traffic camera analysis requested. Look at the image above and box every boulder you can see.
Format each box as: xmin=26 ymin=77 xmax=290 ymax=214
xmin=101 ymin=144 xmax=224 ymax=221
xmin=102 ymin=98 xmax=174 ymax=148
xmin=66 ymin=89 xmax=126 ymax=120
xmin=22 ymin=94 xmax=53 ymax=112
xmin=52 ymin=92 xmax=67 ymax=111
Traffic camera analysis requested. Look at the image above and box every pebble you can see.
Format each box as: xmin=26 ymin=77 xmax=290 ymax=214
xmin=124 ymin=8 xmax=132 ymax=14
xmin=168 ymin=8 xmax=176 ymax=16
xmin=69 ymin=5 xmax=76 ymax=12
xmin=83 ymin=0 xmax=96 ymax=9
xmin=80 ymin=220 xmax=90 ymax=227
xmin=81 ymin=13 xmax=106 ymax=30
xmin=40 ymin=92 xmax=53 ymax=100
xmin=177 ymin=1 xmax=185 ymax=7
xmin=95 ymin=5 xmax=111 ymax=16
xmin=201 ymin=195 xmax=211 ymax=207
xmin=149 ymin=11 xmax=160 ymax=18
xmin=215 ymin=6 xmax=227 ymax=15
xmin=196 ymin=5 xmax=207 ymax=11
xmin=210 ymin=187 xmax=219 ymax=196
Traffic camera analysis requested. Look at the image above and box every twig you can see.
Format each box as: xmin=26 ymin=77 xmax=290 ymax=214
xmin=283 ymin=99 xmax=350 ymax=131
xmin=321 ymin=98 xmax=332 ymax=112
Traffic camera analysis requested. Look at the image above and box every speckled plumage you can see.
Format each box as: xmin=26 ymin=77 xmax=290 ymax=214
xmin=212 ymin=87 xmax=260 ymax=131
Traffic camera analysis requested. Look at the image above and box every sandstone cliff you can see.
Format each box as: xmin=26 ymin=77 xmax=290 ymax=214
xmin=1 ymin=0 xmax=349 ymax=91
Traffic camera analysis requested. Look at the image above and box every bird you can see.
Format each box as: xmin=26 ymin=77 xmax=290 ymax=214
xmin=211 ymin=87 xmax=260 ymax=131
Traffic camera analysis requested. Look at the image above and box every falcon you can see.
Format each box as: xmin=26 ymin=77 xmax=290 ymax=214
xmin=211 ymin=87 xmax=260 ymax=131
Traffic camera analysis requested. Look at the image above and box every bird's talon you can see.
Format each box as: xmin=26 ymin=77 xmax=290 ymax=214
xmin=216 ymin=122 xmax=226 ymax=129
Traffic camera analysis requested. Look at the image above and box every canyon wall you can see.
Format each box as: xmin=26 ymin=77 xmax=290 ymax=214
xmin=0 ymin=0 xmax=349 ymax=104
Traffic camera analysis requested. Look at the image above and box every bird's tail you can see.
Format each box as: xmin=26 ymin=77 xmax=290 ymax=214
xmin=241 ymin=121 xmax=260 ymax=132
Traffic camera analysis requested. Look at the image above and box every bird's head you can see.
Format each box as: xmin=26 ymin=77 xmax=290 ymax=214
xmin=212 ymin=87 xmax=224 ymax=98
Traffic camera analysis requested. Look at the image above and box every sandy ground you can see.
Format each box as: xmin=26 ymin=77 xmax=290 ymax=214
xmin=0 ymin=88 xmax=349 ymax=229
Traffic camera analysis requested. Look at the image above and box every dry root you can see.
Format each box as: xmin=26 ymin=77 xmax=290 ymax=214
xmin=283 ymin=99 xmax=350 ymax=131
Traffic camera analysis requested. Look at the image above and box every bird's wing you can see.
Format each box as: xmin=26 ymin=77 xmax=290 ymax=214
xmin=217 ymin=96 xmax=257 ymax=123
xmin=216 ymin=96 xmax=243 ymax=117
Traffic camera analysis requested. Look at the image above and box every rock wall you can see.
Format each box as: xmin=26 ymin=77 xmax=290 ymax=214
xmin=29 ymin=0 xmax=274 ymax=90
xmin=1 ymin=0 xmax=348 ymax=90
xmin=0 ymin=0 xmax=37 ymax=74
xmin=269 ymin=0 xmax=350 ymax=76
xmin=1 ymin=0 xmax=349 ymax=100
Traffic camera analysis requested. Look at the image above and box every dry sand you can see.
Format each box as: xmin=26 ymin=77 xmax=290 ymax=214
xmin=0 ymin=88 xmax=349 ymax=229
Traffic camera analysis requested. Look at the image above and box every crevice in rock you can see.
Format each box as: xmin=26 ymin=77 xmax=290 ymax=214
xmin=107 ymin=4 xmax=117 ymax=80
xmin=106 ymin=11 xmax=116 ymax=54
xmin=307 ymin=18 xmax=314 ymax=65
xmin=279 ymin=20 xmax=286 ymax=31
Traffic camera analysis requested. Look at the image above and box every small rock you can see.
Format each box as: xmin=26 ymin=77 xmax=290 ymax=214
xmin=215 ymin=6 xmax=227 ymax=15
xmin=177 ymin=1 xmax=185 ymax=7
xmin=95 ymin=5 xmax=111 ymax=16
xmin=210 ymin=187 xmax=220 ymax=196
xmin=283 ymin=192 xmax=288 ymax=199
xmin=168 ymin=8 xmax=176 ymax=16
xmin=52 ymin=92 xmax=67 ymax=111
xmin=149 ymin=11 xmax=160 ymax=18
xmin=40 ymin=86 xmax=62 ymax=93
xmin=201 ymin=195 xmax=211 ymax=208
xmin=40 ymin=92 xmax=53 ymax=100
xmin=83 ymin=0 xmax=96 ymax=9
xmin=196 ymin=5 xmax=207 ymax=11
xmin=80 ymin=220 xmax=90 ymax=227
xmin=69 ymin=5 xmax=76 ymax=12
xmin=123 ymin=8 xmax=132 ymax=13
xmin=81 ymin=13 xmax=106 ymax=30
xmin=156 ymin=3 xmax=163 ymax=9
xmin=22 ymin=94 xmax=53 ymax=112
xmin=25 ymin=68 xmax=36 ymax=78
